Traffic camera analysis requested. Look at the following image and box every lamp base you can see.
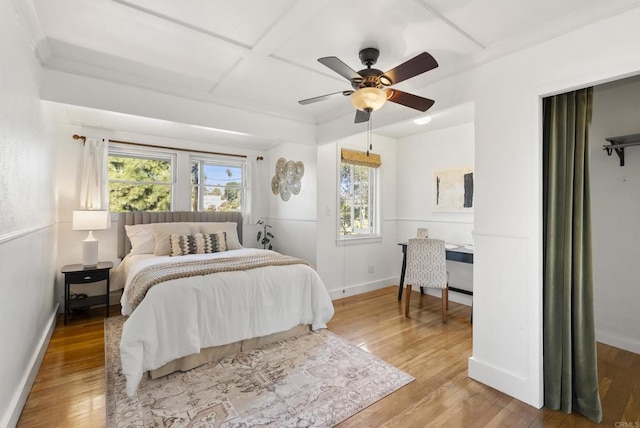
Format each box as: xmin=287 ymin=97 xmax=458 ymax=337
xmin=82 ymin=232 xmax=99 ymax=267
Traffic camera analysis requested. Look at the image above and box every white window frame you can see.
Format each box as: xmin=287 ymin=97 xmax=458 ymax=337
xmin=337 ymin=152 xmax=380 ymax=244
xmin=107 ymin=144 xmax=176 ymax=211
xmin=190 ymin=154 xmax=248 ymax=216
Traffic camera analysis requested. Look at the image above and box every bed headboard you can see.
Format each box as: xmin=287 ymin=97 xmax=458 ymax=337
xmin=117 ymin=211 xmax=243 ymax=259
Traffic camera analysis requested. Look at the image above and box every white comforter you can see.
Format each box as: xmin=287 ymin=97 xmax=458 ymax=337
xmin=116 ymin=248 xmax=335 ymax=396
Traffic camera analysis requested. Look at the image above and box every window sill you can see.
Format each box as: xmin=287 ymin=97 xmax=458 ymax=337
xmin=336 ymin=235 xmax=383 ymax=246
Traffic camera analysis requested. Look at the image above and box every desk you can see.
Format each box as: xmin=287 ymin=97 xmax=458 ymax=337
xmin=397 ymin=243 xmax=473 ymax=301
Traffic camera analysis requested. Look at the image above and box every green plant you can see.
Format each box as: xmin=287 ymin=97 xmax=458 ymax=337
xmin=256 ymin=219 xmax=274 ymax=250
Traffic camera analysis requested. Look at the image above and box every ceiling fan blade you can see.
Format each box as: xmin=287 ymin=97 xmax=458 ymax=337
xmin=299 ymin=90 xmax=353 ymax=105
xmin=386 ymin=89 xmax=435 ymax=112
xmin=318 ymin=56 xmax=362 ymax=81
xmin=354 ymin=109 xmax=370 ymax=123
xmin=384 ymin=52 xmax=438 ymax=85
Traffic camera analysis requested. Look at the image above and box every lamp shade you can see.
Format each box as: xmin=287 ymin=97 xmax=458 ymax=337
xmin=72 ymin=210 xmax=110 ymax=231
xmin=351 ymin=87 xmax=387 ymax=112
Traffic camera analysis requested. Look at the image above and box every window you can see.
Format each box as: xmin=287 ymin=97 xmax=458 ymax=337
xmin=108 ymin=148 xmax=174 ymax=212
xmin=106 ymin=143 xmax=249 ymax=214
xmin=191 ymin=157 xmax=245 ymax=212
xmin=339 ymin=152 xmax=378 ymax=238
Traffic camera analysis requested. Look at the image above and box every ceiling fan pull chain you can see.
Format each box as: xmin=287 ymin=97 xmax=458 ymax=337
xmin=368 ymin=114 xmax=374 ymax=155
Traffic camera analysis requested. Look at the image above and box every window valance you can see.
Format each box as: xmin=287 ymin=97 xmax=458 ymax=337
xmin=340 ymin=148 xmax=382 ymax=168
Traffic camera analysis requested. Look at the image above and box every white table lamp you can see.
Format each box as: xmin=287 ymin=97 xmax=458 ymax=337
xmin=72 ymin=210 xmax=111 ymax=267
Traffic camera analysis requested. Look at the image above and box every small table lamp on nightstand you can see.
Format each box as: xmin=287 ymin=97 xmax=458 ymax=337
xmin=72 ymin=210 xmax=111 ymax=267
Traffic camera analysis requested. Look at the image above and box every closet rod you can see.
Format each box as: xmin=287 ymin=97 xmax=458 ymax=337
xmin=602 ymin=133 xmax=640 ymax=166
xmin=72 ymin=134 xmax=247 ymax=159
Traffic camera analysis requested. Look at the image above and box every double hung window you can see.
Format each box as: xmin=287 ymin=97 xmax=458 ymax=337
xmin=108 ymin=147 xmax=174 ymax=212
xmin=339 ymin=148 xmax=380 ymax=238
xmin=191 ymin=157 xmax=245 ymax=212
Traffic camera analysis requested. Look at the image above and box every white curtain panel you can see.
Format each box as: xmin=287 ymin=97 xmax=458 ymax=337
xmin=245 ymin=157 xmax=261 ymax=224
xmin=79 ymin=138 xmax=108 ymax=210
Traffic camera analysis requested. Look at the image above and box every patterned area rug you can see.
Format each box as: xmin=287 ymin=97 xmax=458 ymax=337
xmin=105 ymin=317 xmax=413 ymax=427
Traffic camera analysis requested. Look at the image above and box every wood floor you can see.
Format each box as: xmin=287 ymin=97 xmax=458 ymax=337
xmin=17 ymin=286 xmax=640 ymax=427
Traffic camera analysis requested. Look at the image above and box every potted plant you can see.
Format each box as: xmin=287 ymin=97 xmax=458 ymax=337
xmin=256 ymin=219 xmax=274 ymax=250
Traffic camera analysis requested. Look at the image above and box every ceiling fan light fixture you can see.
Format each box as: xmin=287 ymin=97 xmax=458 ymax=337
xmin=351 ymin=87 xmax=387 ymax=112
xmin=379 ymin=74 xmax=392 ymax=86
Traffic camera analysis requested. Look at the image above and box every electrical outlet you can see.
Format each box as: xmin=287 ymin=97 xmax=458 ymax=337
xmin=368 ymin=265 xmax=375 ymax=274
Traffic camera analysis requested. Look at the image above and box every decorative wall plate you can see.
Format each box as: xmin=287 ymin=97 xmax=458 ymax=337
xmin=271 ymin=175 xmax=280 ymax=195
xmin=275 ymin=158 xmax=286 ymax=180
xmin=285 ymin=160 xmax=296 ymax=180
xmin=290 ymin=179 xmax=301 ymax=195
xmin=279 ymin=181 xmax=291 ymax=201
xmin=295 ymin=161 xmax=305 ymax=179
xmin=271 ymin=158 xmax=304 ymax=201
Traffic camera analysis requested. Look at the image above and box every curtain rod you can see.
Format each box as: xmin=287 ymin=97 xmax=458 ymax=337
xmin=72 ymin=134 xmax=247 ymax=159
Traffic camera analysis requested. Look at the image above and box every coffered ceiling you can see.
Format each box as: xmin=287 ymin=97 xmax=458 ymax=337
xmin=25 ymin=0 xmax=640 ymax=146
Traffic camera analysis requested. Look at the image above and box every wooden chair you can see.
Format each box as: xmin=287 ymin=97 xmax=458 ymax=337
xmin=404 ymin=238 xmax=449 ymax=322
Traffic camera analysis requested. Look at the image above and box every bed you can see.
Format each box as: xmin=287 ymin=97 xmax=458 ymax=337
xmin=112 ymin=211 xmax=335 ymax=396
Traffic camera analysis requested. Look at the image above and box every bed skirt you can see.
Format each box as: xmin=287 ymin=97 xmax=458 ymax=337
xmin=149 ymin=324 xmax=311 ymax=379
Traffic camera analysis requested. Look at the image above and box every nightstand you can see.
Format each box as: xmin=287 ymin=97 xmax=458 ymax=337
xmin=62 ymin=261 xmax=113 ymax=325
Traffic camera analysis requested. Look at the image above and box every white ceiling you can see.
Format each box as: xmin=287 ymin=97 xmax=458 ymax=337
xmin=27 ymin=0 xmax=640 ymax=146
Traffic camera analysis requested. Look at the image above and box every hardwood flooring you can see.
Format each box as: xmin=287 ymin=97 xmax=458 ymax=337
xmin=17 ymin=286 xmax=640 ymax=427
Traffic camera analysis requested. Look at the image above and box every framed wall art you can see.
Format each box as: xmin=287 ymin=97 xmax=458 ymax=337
xmin=433 ymin=166 xmax=474 ymax=212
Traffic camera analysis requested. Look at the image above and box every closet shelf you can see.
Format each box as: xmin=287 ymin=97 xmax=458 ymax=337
xmin=603 ymin=134 xmax=640 ymax=166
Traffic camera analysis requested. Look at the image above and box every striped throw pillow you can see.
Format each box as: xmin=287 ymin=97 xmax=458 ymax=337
xmin=170 ymin=232 xmax=227 ymax=256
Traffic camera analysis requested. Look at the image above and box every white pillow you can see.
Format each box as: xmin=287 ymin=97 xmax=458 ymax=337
xmin=186 ymin=222 xmax=204 ymax=235
xmin=124 ymin=224 xmax=155 ymax=255
xmin=199 ymin=222 xmax=242 ymax=250
xmin=153 ymin=223 xmax=193 ymax=256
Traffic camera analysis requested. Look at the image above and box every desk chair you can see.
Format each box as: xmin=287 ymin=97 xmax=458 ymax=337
xmin=417 ymin=227 xmax=429 ymax=238
xmin=404 ymin=237 xmax=448 ymax=322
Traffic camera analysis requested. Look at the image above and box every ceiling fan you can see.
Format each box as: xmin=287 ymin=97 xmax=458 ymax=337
xmin=299 ymin=47 xmax=438 ymax=123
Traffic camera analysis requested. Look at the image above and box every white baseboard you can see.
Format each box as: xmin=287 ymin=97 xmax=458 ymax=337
xmin=329 ymin=277 xmax=396 ymax=300
xmin=4 ymin=303 xmax=59 ymax=428
xmin=330 ymin=282 xmax=474 ymax=307
xmin=596 ymin=329 xmax=640 ymax=355
xmin=468 ymin=356 xmax=542 ymax=408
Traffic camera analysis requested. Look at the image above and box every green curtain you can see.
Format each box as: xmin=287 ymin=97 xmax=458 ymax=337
xmin=543 ymin=87 xmax=602 ymax=423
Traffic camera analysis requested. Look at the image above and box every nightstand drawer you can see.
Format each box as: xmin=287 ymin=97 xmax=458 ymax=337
xmin=65 ymin=269 xmax=109 ymax=284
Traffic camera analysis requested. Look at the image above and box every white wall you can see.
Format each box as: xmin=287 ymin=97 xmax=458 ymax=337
xmin=0 ymin=1 xmax=58 ymax=426
xmin=316 ymin=134 xmax=400 ymax=299
xmin=396 ymin=121 xmax=475 ymax=305
xmin=440 ymin=7 xmax=640 ymax=408
xmin=263 ymin=142 xmax=319 ymax=265
xmin=590 ymin=76 xmax=640 ymax=354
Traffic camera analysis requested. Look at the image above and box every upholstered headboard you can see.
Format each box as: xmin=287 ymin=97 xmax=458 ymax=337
xmin=117 ymin=211 xmax=243 ymax=259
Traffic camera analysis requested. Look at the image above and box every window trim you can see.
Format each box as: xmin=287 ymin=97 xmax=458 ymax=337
xmin=336 ymin=146 xmax=380 ymax=242
xmin=108 ymin=144 xmax=177 ymax=212
xmin=190 ymin=154 xmax=248 ymax=216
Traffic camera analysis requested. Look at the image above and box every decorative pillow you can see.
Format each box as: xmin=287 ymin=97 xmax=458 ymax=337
xmin=153 ymin=223 xmax=192 ymax=256
xmin=170 ymin=232 xmax=228 ymax=256
xmin=201 ymin=232 xmax=228 ymax=253
xmin=199 ymin=222 xmax=242 ymax=250
xmin=124 ymin=224 xmax=155 ymax=255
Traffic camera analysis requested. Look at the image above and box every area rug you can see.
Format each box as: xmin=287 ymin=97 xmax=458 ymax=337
xmin=105 ymin=317 xmax=414 ymax=427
